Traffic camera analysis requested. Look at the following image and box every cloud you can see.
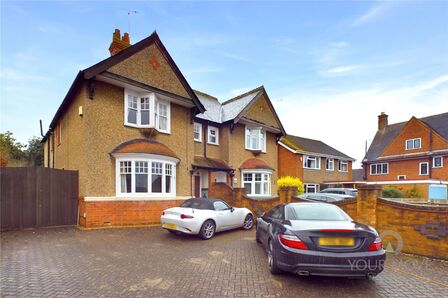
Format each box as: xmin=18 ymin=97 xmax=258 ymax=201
xmin=0 ymin=68 xmax=51 ymax=82
xmin=217 ymin=51 xmax=253 ymax=63
xmin=184 ymin=67 xmax=225 ymax=75
xmin=326 ymin=65 xmax=359 ymax=74
xmin=330 ymin=42 xmax=348 ymax=48
xmin=274 ymin=75 xmax=448 ymax=166
xmin=352 ymin=2 xmax=392 ymax=27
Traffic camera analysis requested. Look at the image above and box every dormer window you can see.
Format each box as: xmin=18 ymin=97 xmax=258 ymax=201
xmin=405 ymin=138 xmax=421 ymax=150
xmin=245 ymin=126 xmax=266 ymax=152
xmin=124 ymin=90 xmax=170 ymax=133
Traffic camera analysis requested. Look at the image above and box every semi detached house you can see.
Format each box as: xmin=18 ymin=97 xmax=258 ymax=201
xmin=42 ymin=30 xmax=285 ymax=228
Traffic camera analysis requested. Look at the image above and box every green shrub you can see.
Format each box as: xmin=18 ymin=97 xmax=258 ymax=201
xmin=382 ymin=186 xmax=404 ymax=198
xmin=406 ymin=185 xmax=422 ymax=198
xmin=277 ymin=176 xmax=304 ymax=194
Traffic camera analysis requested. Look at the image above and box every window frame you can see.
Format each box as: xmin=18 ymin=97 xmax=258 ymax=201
xmin=370 ymin=163 xmax=389 ymax=175
xmin=241 ymin=170 xmax=272 ymax=197
xmin=433 ymin=156 xmax=443 ymax=168
xmin=303 ymin=155 xmax=321 ymax=170
xmin=326 ymin=158 xmax=334 ymax=171
xmin=207 ymin=126 xmax=219 ymax=145
xmin=114 ymin=154 xmax=177 ymax=198
xmin=397 ymin=175 xmax=406 ymax=180
xmin=338 ymin=161 xmax=348 ymax=172
xmin=419 ymin=162 xmax=429 ymax=176
xmin=124 ymin=90 xmax=170 ymax=133
xmin=405 ymin=138 xmax=421 ymax=150
xmin=304 ymin=183 xmax=319 ymax=193
xmin=245 ymin=126 xmax=266 ymax=152
xmin=193 ymin=122 xmax=202 ymax=142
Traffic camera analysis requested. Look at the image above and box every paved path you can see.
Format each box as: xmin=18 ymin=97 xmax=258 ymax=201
xmin=1 ymin=227 xmax=447 ymax=297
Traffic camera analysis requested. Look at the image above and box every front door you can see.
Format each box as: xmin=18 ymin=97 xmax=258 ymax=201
xmin=194 ymin=176 xmax=201 ymax=198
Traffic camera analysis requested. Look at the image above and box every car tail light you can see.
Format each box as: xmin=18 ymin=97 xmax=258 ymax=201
xmin=367 ymin=237 xmax=383 ymax=251
xmin=278 ymin=234 xmax=308 ymax=250
xmin=180 ymin=214 xmax=194 ymax=219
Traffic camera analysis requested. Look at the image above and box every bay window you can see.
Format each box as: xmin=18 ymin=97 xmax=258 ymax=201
xmin=245 ymin=126 xmax=266 ymax=152
xmin=116 ymin=155 xmax=177 ymax=197
xmin=242 ymin=171 xmax=271 ymax=196
xmin=125 ymin=90 xmax=170 ymax=133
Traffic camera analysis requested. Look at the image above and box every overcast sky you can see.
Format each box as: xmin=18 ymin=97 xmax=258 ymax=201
xmin=1 ymin=1 xmax=447 ymax=167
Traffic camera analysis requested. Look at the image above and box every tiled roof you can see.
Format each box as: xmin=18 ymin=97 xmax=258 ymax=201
xmin=194 ymin=87 xmax=262 ymax=124
xmin=281 ymin=135 xmax=354 ymax=161
xmin=192 ymin=156 xmax=233 ymax=171
xmin=240 ymin=158 xmax=274 ymax=171
xmin=111 ymin=138 xmax=178 ymax=159
xmin=352 ymin=169 xmax=364 ymax=181
xmin=364 ymin=112 xmax=448 ymax=162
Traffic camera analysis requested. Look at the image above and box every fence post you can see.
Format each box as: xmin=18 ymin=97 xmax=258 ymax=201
xmin=357 ymin=184 xmax=382 ymax=227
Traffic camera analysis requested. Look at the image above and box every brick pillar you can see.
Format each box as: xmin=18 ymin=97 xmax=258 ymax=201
xmin=357 ymin=184 xmax=381 ymax=227
xmin=279 ymin=186 xmax=298 ymax=203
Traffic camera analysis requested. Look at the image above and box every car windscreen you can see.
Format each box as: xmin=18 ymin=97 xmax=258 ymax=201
xmin=180 ymin=199 xmax=213 ymax=210
xmin=289 ymin=204 xmax=350 ymax=221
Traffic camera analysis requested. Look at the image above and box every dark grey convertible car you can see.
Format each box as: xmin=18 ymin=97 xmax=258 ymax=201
xmin=256 ymin=202 xmax=385 ymax=278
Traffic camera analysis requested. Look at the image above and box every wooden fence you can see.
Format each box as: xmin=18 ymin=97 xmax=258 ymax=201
xmin=0 ymin=167 xmax=78 ymax=231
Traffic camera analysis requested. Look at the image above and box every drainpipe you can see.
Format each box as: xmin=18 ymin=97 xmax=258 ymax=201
xmin=429 ymin=128 xmax=433 ymax=179
xmin=52 ymin=131 xmax=55 ymax=168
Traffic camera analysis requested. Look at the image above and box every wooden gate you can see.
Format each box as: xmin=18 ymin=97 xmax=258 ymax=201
xmin=0 ymin=167 xmax=78 ymax=231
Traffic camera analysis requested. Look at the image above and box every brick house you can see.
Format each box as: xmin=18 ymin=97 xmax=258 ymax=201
xmin=42 ymin=29 xmax=285 ymax=228
xmin=363 ymin=112 xmax=448 ymax=199
xmin=278 ymin=135 xmax=354 ymax=193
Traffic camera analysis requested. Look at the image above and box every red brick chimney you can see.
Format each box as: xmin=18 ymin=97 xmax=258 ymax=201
xmin=378 ymin=112 xmax=388 ymax=131
xmin=108 ymin=29 xmax=131 ymax=56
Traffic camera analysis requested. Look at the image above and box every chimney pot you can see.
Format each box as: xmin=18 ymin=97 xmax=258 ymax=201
xmin=109 ymin=28 xmax=131 ymax=56
xmin=378 ymin=112 xmax=388 ymax=131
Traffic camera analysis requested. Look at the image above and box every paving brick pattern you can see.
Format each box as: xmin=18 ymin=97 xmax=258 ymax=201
xmin=1 ymin=227 xmax=447 ymax=297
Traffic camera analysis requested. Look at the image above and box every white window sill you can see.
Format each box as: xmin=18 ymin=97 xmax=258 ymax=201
xmin=303 ymin=167 xmax=321 ymax=170
xmin=207 ymin=142 xmax=219 ymax=146
xmin=84 ymin=196 xmax=190 ymax=202
xmin=326 ymin=169 xmax=334 ymax=171
xmin=194 ymin=139 xmax=202 ymax=143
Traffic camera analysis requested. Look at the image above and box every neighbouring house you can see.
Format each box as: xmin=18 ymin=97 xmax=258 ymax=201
xmin=42 ymin=29 xmax=285 ymax=228
xmin=362 ymin=112 xmax=448 ymax=199
xmin=278 ymin=135 xmax=354 ymax=193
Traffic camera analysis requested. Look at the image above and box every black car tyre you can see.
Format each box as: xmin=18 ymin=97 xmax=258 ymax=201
xmin=200 ymin=220 xmax=216 ymax=240
xmin=267 ymin=239 xmax=282 ymax=275
xmin=168 ymin=230 xmax=178 ymax=234
xmin=243 ymin=214 xmax=254 ymax=230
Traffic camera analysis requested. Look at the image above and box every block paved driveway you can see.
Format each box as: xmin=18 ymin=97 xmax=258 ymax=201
xmin=1 ymin=227 xmax=447 ymax=298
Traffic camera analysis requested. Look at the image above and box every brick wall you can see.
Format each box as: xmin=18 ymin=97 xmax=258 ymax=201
xmin=79 ymin=198 xmax=185 ymax=228
xmin=376 ymin=198 xmax=448 ymax=259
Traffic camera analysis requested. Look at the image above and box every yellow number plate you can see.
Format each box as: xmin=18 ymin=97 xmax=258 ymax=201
xmin=319 ymin=237 xmax=355 ymax=246
xmin=163 ymin=223 xmax=177 ymax=230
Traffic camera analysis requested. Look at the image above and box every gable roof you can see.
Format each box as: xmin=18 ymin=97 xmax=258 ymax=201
xmin=364 ymin=112 xmax=448 ymax=162
xmin=194 ymin=86 xmax=286 ymax=134
xmin=43 ymin=31 xmax=204 ymax=141
xmin=280 ymin=135 xmax=355 ymax=161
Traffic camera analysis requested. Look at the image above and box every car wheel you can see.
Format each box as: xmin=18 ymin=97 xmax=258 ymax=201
xmin=200 ymin=220 xmax=215 ymax=240
xmin=242 ymin=214 xmax=254 ymax=230
xmin=267 ymin=239 xmax=281 ymax=275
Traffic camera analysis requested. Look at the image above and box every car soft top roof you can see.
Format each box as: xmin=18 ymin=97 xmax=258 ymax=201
xmin=181 ymin=198 xmax=225 ymax=210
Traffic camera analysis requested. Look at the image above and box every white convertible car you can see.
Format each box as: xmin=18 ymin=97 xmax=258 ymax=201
xmin=161 ymin=198 xmax=254 ymax=239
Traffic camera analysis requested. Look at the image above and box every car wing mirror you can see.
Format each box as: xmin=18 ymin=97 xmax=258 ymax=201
xmin=230 ymin=207 xmax=235 ymax=212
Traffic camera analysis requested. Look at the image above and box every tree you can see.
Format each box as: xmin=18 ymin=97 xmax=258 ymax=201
xmin=0 ymin=131 xmax=25 ymax=166
xmin=25 ymin=137 xmax=44 ymax=166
